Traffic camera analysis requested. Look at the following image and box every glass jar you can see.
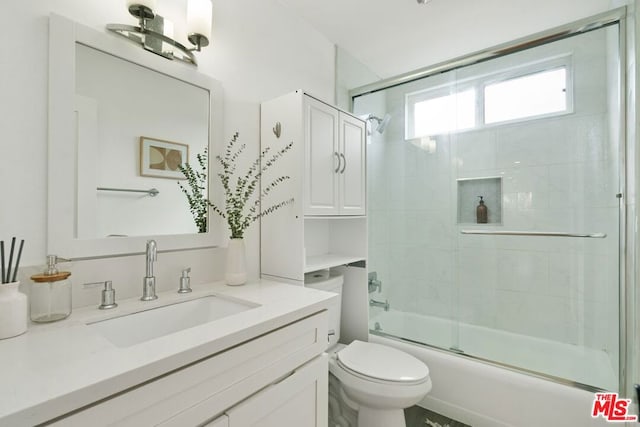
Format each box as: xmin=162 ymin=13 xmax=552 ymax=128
xmin=29 ymin=273 xmax=72 ymax=323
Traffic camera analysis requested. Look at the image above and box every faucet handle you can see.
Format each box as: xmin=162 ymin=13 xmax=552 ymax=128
xmin=99 ymin=281 xmax=118 ymax=310
xmin=178 ymin=268 xmax=192 ymax=294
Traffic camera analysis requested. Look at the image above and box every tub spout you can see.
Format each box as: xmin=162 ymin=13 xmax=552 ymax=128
xmin=370 ymin=298 xmax=390 ymax=311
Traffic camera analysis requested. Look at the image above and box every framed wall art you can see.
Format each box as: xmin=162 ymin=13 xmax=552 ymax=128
xmin=139 ymin=136 xmax=189 ymax=179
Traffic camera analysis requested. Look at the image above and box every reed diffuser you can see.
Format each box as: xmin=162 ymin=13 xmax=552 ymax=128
xmin=0 ymin=237 xmax=27 ymax=339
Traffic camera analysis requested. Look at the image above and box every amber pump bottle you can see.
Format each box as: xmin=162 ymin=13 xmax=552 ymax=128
xmin=476 ymin=196 xmax=488 ymax=224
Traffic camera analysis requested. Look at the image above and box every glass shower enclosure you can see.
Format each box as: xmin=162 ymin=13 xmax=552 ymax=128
xmin=353 ymin=15 xmax=623 ymax=391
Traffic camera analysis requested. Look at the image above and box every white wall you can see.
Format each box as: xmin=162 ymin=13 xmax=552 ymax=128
xmin=0 ymin=1 xmax=335 ymax=307
xmin=335 ymin=46 xmax=380 ymax=111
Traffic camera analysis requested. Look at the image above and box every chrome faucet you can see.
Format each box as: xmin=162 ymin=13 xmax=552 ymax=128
xmin=370 ymin=298 xmax=390 ymax=312
xmin=141 ymin=240 xmax=158 ymax=301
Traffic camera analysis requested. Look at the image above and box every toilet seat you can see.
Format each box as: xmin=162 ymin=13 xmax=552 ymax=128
xmin=328 ymin=343 xmax=433 ymax=415
xmin=336 ymin=340 xmax=429 ymax=385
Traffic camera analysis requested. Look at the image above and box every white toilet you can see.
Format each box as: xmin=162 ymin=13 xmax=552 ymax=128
xmin=305 ymin=270 xmax=432 ymax=427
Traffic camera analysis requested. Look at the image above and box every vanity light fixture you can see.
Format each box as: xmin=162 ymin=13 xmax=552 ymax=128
xmin=106 ymin=0 xmax=212 ymax=66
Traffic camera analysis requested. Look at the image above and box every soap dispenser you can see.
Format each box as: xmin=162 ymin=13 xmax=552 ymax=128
xmin=476 ymin=196 xmax=488 ymax=224
xmin=178 ymin=268 xmax=192 ymax=294
xmin=29 ymin=255 xmax=72 ymax=323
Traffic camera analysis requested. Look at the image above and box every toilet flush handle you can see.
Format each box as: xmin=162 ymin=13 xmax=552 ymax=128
xmin=327 ymin=329 xmax=336 ymax=343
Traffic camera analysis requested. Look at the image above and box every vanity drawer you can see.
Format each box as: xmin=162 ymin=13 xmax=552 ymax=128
xmin=225 ymin=354 xmax=328 ymax=427
xmin=47 ymin=310 xmax=327 ymax=427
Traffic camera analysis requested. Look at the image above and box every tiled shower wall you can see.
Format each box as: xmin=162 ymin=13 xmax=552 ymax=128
xmin=362 ymin=26 xmax=619 ymax=358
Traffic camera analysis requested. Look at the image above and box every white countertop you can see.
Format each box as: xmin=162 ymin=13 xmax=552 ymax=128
xmin=0 ymin=279 xmax=336 ymax=426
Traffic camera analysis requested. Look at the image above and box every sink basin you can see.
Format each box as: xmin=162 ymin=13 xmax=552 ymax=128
xmin=88 ymin=295 xmax=257 ymax=348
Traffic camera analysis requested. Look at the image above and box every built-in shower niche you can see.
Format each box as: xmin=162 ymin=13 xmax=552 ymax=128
xmin=457 ymin=177 xmax=502 ymax=224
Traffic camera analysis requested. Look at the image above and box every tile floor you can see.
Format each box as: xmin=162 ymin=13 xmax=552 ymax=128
xmin=405 ymin=406 xmax=471 ymax=427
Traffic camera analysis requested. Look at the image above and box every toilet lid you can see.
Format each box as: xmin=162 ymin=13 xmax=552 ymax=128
xmin=337 ymin=340 xmax=429 ymax=383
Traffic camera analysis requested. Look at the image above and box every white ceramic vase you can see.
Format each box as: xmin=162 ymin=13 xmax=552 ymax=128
xmin=225 ymin=238 xmax=247 ymax=286
xmin=0 ymin=281 xmax=28 ymax=339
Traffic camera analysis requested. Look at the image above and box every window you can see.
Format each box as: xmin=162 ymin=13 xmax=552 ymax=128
xmin=484 ymin=68 xmax=567 ymax=124
xmin=405 ymin=57 xmax=572 ymax=139
xmin=412 ymin=89 xmax=476 ymax=137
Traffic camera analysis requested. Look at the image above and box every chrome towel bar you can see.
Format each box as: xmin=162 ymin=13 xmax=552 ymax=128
xmin=97 ymin=187 xmax=159 ymax=197
xmin=460 ymin=230 xmax=606 ymax=238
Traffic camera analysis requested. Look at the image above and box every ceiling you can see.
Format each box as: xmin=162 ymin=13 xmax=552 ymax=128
xmin=277 ymin=0 xmax=613 ymax=80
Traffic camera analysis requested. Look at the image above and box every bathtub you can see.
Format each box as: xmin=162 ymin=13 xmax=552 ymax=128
xmin=369 ymin=309 xmax=615 ymax=427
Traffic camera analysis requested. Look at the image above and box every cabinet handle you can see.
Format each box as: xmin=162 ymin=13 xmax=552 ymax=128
xmin=339 ymin=153 xmax=346 ymax=174
xmin=334 ymin=152 xmax=341 ymax=173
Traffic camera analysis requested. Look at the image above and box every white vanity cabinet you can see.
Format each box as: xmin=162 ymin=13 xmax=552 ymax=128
xmin=226 ymin=355 xmax=327 ymax=426
xmin=48 ymin=311 xmax=328 ymax=427
xmin=303 ymin=95 xmax=365 ymax=216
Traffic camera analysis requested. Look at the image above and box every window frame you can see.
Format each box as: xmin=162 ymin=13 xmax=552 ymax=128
xmin=404 ymin=54 xmax=574 ymax=140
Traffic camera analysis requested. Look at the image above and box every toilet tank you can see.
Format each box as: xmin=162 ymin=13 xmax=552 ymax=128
xmin=304 ymin=269 xmax=343 ymax=348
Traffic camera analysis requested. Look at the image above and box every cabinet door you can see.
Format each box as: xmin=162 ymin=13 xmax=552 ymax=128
xmin=304 ymin=97 xmax=340 ymax=216
xmin=227 ymin=355 xmax=328 ymax=427
xmin=339 ymin=113 xmax=366 ymax=215
xmin=203 ymin=415 xmax=229 ymax=427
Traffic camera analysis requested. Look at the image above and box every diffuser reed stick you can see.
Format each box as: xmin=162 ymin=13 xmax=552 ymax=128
xmin=1 ymin=237 xmax=25 ymax=284
xmin=1 ymin=241 xmax=5 ymax=284
xmin=6 ymin=237 xmax=15 ymax=284
xmin=11 ymin=240 xmax=24 ymax=283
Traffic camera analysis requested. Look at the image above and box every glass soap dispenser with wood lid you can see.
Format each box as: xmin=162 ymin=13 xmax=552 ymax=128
xmin=29 ymin=255 xmax=72 ymax=323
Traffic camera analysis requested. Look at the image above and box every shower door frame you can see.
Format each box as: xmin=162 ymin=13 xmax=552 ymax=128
xmin=351 ymin=7 xmax=632 ymax=394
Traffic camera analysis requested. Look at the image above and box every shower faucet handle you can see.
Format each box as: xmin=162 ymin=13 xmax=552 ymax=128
xmin=368 ymin=271 xmax=382 ymax=293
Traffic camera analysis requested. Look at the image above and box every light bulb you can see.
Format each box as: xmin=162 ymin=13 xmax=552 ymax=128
xmin=162 ymin=19 xmax=174 ymax=54
xmin=126 ymin=0 xmax=157 ymax=10
xmin=187 ymin=0 xmax=212 ymax=40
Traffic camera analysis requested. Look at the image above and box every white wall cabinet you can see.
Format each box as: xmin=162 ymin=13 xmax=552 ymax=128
xmin=260 ymin=91 xmax=368 ymax=283
xmin=260 ymin=91 xmax=370 ymax=344
xmin=49 ymin=311 xmax=328 ymax=427
xmin=303 ymin=96 xmax=366 ymax=216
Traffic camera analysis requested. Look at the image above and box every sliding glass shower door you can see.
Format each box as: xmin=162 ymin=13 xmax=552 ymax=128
xmin=356 ymin=19 xmax=622 ymax=391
